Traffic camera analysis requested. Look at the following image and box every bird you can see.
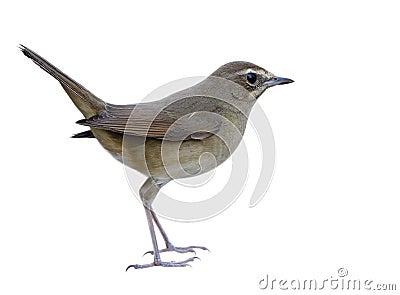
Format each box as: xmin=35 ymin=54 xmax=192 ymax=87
xmin=20 ymin=45 xmax=293 ymax=269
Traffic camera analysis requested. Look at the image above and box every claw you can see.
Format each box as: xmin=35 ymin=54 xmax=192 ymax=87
xmin=142 ymin=250 xmax=154 ymax=257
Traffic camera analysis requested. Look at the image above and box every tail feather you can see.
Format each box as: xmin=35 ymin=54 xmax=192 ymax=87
xmin=20 ymin=45 xmax=106 ymax=118
xmin=71 ymin=130 xmax=95 ymax=138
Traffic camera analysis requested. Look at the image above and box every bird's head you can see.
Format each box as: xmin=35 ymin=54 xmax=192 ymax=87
xmin=211 ymin=61 xmax=294 ymax=99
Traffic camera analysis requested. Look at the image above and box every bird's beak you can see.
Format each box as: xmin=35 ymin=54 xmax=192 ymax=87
xmin=263 ymin=76 xmax=294 ymax=88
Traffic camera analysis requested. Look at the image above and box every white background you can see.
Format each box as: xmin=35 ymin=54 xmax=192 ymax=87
xmin=1 ymin=0 xmax=399 ymax=294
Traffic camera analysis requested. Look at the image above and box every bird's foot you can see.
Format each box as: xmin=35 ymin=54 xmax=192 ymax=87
xmin=143 ymin=243 xmax=209 ymax=256
xmin=126 ymin=256 xmax=199 ymax=270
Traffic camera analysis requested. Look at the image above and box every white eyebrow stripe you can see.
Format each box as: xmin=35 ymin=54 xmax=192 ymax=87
xmin=230 ymin=69 xmax=260 ymax=77
xmin=245 ymin=69 xmax=266 ymax=75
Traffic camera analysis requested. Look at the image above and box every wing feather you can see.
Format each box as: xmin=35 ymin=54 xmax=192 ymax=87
xmin=77 ymin=97 xmax=222 ymax=141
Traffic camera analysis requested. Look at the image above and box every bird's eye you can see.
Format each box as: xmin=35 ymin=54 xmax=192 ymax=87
xmin=246 ymin=72 xmax=257 ymax=85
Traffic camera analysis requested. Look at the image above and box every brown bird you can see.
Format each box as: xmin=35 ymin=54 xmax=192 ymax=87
xmin=20 ymin=45 xmax=293 ymax=269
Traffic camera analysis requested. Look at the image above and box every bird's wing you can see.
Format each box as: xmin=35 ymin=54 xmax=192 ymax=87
xmin=77 ymin=98 xmax=222 ymax=141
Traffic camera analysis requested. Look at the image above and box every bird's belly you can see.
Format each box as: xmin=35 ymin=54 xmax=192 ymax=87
xmin=121 ymin=133 xmax=241 ymax=180
xmin=91 ymin=126 xmax=243 ymax=181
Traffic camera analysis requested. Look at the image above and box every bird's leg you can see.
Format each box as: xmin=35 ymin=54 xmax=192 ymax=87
xmin=126 ymin=178 xmax=198 ymax=270
xmin=142 ymin=211 xmax=209 ymax=256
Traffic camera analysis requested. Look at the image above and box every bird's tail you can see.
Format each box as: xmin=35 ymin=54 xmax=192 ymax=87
xmin=20 ymin=45 xmax=106 ymax=118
